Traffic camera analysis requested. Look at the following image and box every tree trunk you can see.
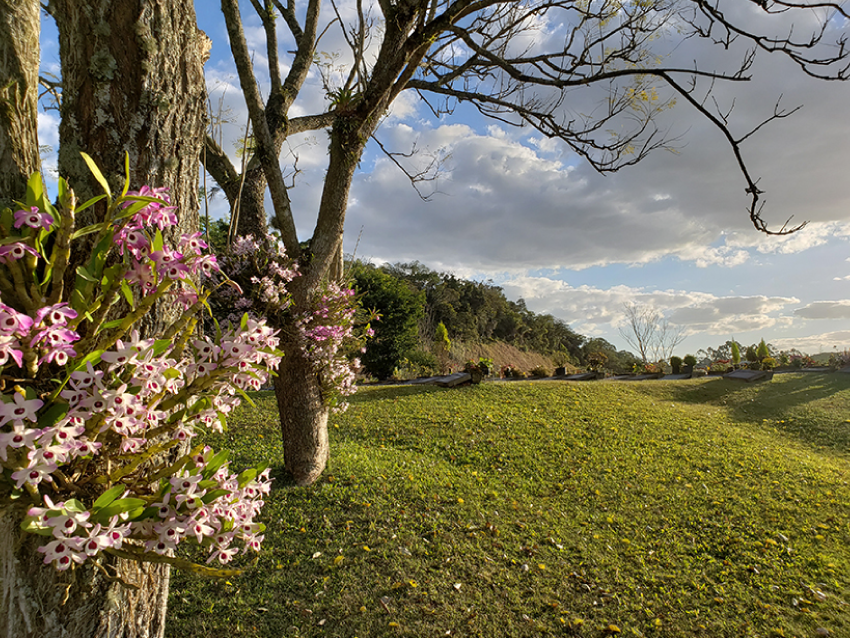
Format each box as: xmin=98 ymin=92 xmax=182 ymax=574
xmin=273 ymin=315 xmax=330 ymax=486
xmin=52 ymin=0 xmax=209 ymax=212
xmin=1 ymin=510 xmax=170 ymax=638
xmin=50 ymin=0 xmax=209 ymax=331
xmin=0 ymin=0 xmax=40 ymax=209
xmin=269 ymin=119 xmax=366 ymax=485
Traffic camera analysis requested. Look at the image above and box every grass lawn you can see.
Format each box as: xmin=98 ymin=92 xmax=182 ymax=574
xmin=167 ymin=374 xmax=850 ymax=638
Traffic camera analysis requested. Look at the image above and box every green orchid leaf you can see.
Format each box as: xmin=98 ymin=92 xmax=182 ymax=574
xmin=81 ymin=152 xmax=112 ymax=198
xmin=92 ymin=485 xmax=127 ymax=511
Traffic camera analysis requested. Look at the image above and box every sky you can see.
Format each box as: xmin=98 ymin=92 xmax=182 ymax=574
xmin=37 ymin=2 xmax=850 ymax=357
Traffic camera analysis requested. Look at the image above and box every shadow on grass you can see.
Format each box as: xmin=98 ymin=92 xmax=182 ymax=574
xmin=664 ymin=373 xmax=850 ymax=456
xmin=346 ymin=382 xmax=451 ymax=405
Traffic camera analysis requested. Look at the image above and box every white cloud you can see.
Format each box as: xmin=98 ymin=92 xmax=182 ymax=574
xmin=496 ymin=275 xmax=799 ymax=338
xmin=795 ymin=300 xmax=850 ymax=320
xmin=771 ymin=331 xmax=850 ymax=353
xmin=725 ymin=222 xmax=850 ymax=255
xmin=37 ymin=111 xmax=60 ymax=149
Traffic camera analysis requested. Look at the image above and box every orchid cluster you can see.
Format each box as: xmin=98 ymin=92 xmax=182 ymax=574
xmin=210 ymin=235 xmax=299 ymax=328
xmin=209 ymin=234 xmax=372 ymax=412
xmin=294 ymin=281 xmax=363 ymax=412
xmin=0 ymin=159 xmax=281 ymax=573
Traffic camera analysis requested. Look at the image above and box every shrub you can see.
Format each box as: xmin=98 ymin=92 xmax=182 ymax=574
xmin=761 ymin=357 xmax=776 ymax=370
xmin=670 ymin=356 xmax=683 ymax=373
xmin=434 ymin=322 xmax=452 ymax=374
xmin=757 ymin=339 xmax=770 ymax=360
xmin=586 ymin=351 xmax=608 ymax=371
xmin=683 ymin=354 xmax=697 ymax=367
xmin=530 ymin=365 xmax=550 ymax=378
xmin=731 ymin=342 xmax=741 ymax=365
xmin=464 ymin=357 xmax=494 ymax=376
xmin=349 ymin=263 xmax=423 ymax=380
xmin=398 ymin=350 xmax=438 ymax=379
xmin=827 ymin=350 xmax=850 ymax=370
xmin=745 ymin=345 xmax=758 ymax=363
xmin=501 ymin=365 xmax=526 ymax=379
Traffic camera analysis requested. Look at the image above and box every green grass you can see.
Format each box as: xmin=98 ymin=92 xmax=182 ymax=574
xmin=167 ymin=374 xmax=850 ymax=638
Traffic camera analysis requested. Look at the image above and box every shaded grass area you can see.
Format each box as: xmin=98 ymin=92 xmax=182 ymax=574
xmin=167 ymin=375 xmax=850 ymax=637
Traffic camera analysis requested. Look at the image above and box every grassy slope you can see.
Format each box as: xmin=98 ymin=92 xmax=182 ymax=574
xmin=167 ymin=374 xmax=850 ymax=638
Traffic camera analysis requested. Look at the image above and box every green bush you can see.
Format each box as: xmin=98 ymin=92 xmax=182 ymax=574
xmin=587 ymin=351 xmax=608 ymax=371
xmin=683 ymin=354 xmax=697 ymax=367
xmin=745 ymin=345 xmax=758 ymax=363
xmin=761 ymin=357 xmax=776 ymax=371
xmin=530 ymin=365 xmax=550 ymax=378
xmin=398 ymin=350 xmax=439 ymax=378
xmin=352 ymin=263 xmax=425 ymax=379
xmin=670 ymin=356 xmax=683 ymax=373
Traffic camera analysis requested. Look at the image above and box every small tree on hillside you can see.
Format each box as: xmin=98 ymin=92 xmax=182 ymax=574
xmin=435 ymin=321 xmax=452 ymax=374
xmin=757 ymin=339 xmax=770 ymax=361
xmin=619 ymin=303 xmax=685 ymax=363
xmin=731 ymin=341 xmax=741 ymax=365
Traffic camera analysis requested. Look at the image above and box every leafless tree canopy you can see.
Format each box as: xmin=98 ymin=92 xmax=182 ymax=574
xmin=213 ymin=0 xmax=850 ymax=272
xmin=619 ymin=302 xmax=686 ymax=363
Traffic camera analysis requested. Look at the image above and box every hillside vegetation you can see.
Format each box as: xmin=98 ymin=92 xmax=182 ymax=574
xmin=168 ymin=374 xmax=850 ymax=638
xmin=348 ymin=260 xmax=639 ymax=378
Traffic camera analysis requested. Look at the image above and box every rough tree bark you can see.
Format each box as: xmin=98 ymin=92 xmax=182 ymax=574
xmin=1 ymin=510 xmax=170 ymax=638
xmin=0 ymin=0 xmax=40 ymax=210
xmin=0 ymin=2 xmax=208 ymax=636
xmin=273 ymin=305 xmax=330 ymax=486
xmin=51 ymin=0 xmax=210 ymax=335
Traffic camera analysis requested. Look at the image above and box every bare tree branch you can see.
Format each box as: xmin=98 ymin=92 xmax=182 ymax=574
xmin=371 ymin=134 xmax=448 ymax=201
xmin=221 ymin=0 xmax=301 ymax=253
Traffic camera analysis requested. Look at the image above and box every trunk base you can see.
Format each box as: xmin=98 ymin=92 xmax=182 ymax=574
xmin=273 ymin=338 xmax=330 ymax=486
xmin=1 ymin=510 xmax=169 ymax=638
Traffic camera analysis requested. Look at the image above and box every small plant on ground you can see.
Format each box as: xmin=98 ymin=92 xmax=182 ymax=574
xmin=529 ymin=365 xmax=550 ymax=378
xmin=670 ymin=355 xmax=683 ymax=374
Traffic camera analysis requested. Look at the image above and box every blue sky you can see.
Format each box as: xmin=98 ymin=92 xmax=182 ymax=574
xmin=38 ymin=2 xmax=850 ymax=357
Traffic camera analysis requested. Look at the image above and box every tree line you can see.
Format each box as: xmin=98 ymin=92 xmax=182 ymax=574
xmin=346 ymin=259 xmax=642 ymax=378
